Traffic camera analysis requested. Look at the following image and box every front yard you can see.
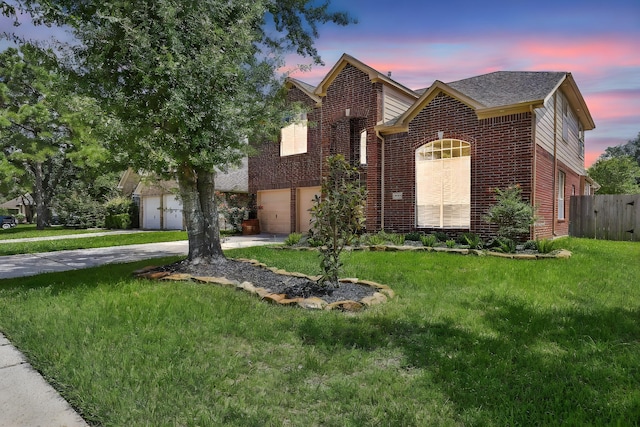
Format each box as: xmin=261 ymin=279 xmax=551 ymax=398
xmin=0 ymin=238 xmax=638 ymax=425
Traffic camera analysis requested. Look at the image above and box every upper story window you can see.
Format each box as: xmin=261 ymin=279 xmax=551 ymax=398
xmin=578 ymin=123 xmax=585 ymax=158
xmin=562 ymin=100 xmax=570 ymax=143
xmin=280 ymin=113 xmax=308 ymax=156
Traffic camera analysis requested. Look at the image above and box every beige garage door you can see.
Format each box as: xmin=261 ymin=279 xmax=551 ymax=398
xmin=258 ymin=189 xmax=291 ymax=234
xmin=297 ymin=186 xmax=321 ymax=233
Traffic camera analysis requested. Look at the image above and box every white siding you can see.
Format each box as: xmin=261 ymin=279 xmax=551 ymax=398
xmin=383 ymin=86 xmax=414 ymax=123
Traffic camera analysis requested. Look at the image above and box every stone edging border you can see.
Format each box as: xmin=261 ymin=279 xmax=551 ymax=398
xmin=277 ymin=245 xmax=572 ymax=259
xmin=133 ymin=257 xmax=394 ymax=312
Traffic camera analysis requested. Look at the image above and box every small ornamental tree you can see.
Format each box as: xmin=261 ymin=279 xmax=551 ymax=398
xmin=310 ymin=155 xmax=367 ymax=287
xmin=484 ymin=184 xmax=537 ymax=242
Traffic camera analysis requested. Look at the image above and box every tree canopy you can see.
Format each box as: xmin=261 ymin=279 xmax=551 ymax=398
xmin=0 ymin=44 xmax=112 ymax=228
xmin=5 ymin=0 xmax=352 ymax=261
xmin=589 ymin=132 xmax=640 ymax=194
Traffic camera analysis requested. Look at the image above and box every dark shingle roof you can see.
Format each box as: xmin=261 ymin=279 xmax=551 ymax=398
xmin=446 ymin=71 xmax=566 ymax=108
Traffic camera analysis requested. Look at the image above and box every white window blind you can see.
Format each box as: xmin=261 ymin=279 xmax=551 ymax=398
xmin=416 ymin=139 xmax=471 ymax=228
xmin=280 ymin=114 xmax=308 ymax=156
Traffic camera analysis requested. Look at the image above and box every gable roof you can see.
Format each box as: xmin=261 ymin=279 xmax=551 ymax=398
xmin=285 ymin=77 xmax=322 ymax=106
xmin=378 ymin=70 xmax=595 ymax=134
xmin=314 ymin=53 xmax=418 ymax=99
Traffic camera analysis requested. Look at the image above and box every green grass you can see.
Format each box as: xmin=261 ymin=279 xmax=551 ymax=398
xmin=0 ymin=231 xmax=188 ymax=256
xmin=0 ymin=238 xmax=639 ymax=426
xmin=0 ymin=224 xmax=109 ymax=239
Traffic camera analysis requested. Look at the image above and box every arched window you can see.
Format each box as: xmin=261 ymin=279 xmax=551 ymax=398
xmin=415 ymin=139 xmax=471 ymax=228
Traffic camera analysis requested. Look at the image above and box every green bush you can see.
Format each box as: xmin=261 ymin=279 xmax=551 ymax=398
xmin=105 ymin=213 xmax=131 ymax=229
xmin=434 ymin=231 xmax=448 ymax=242
xmin=405 ymin=231 xmax=422 ymax=241
xmin=535 ymin=238 xmax=556 ymax=254
xmin=387 ymin=233 xmax=405 ymax=246
xmin=484 ymin=185 xmax=537 ymax=242
xmin=284 ymin=232 xmax=303 ymax=246
xmin=365 ymin=233 xmax=386 ymax=245
xmin=310 ymin=155 xmax=367 ymax=286
xmin=420 ymin=234 xmax=438 ymax=247
xmin=446 ymin=239 xmax=457 ymax=248
xmin=462 ymin=232 xmax=482 ymax=249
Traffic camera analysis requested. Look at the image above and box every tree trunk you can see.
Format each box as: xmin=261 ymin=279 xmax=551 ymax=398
xmin=33 ymin=161 xmax=48 ymax=230
xmin=176 ymin=163 xmax=224 ymax=263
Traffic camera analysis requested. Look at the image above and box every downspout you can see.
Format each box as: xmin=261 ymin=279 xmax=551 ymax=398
xmin=376 ymin=129 xmax=385 ymax=231
xmin=552 ymin=93 xmax=558 ymax=237
xmin=530 ymin=105 xmax=537 ymax=239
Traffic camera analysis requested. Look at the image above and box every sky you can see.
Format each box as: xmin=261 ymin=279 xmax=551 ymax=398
xmin=282 ymin=0 xmax=640 ymax=167
xmin=1 ymin=0 xmax=638 ymax=167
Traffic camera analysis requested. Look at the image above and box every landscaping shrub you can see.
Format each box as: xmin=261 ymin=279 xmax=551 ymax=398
xmin=535 ymin=238 xmax=556 ymax=254
xmin=284 ymin=232 xmax=303 ymax=246
xmin=434 ymin=231 xmax=448 ymax=242
xmin=405 ymin=231 xmax=422 ymax=241
xmin=420 ymin=234 xmax=438 ymax=247
xmin=104 ymin=213 xmax=131 ymax=230
xmin=104 ymin=197 xmax=135 ymax=229
xmin=387 ymin=232 xmax=405 ymax=246
xmin=310 ymin=155 xmax=367 ymax=286
xmin=484 ymin=184 xmax=537 ymax=242
xmin=462 ymin=232 xmax=483 ymax=249
xmin=364 ymin=233 xmax=386 ymax=245
xmin=445 ymin=239 xmax=457 ymax=248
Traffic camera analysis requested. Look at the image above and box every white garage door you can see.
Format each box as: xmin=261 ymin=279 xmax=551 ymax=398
xmin=258 ymin=189 xmax=291 ymax=234
xmin=164 ymin=195 xmax=184 ymax=230
xmin=297 ymin=186 xmax=321 ymax=233
xmin=142 ymin=196 xmax=161 ymax=229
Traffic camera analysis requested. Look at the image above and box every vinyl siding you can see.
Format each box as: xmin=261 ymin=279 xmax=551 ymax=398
xmin=382 ymin=85 xmax=414 ymax=123
xmin=535 ymin=91 xmax=586 ymax=175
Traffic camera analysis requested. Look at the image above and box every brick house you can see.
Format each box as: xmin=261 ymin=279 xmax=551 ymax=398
xmin=249 ymin=53 xmax=596 ymax=239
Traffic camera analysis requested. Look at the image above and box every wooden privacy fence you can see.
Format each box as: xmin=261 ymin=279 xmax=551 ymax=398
xmin=570 ymin=194 xmax=640 ymax=241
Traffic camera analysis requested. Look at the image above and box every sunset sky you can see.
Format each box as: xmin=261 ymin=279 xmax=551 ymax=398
xmin=284 ymin=0 xmax=640 ymax=167
xmin=2 ymin=0 xmax=638 ymax=167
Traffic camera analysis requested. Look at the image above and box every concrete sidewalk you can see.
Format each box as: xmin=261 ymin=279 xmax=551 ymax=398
xmin=0 ymin=233 xmax=284 ymax=426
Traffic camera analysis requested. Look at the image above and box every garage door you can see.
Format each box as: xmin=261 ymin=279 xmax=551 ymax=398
xmin=258 ymin=189 xmax=291 ymax=234
xmin=164 ymin=195 xmax=184 ymax=230
xmin=142 ymin=196 xmax=161 ymax=229
xmin=297 ymin=186 xmax=321 ymax=233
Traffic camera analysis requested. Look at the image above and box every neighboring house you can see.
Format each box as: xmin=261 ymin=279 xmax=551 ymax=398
xmin=118 ymin=158 xmax=249 ymax=230
xmin=0 ymin=194 xmax=34 ymax=222
xmin=249 ymin=53 xmax=597 ymax=239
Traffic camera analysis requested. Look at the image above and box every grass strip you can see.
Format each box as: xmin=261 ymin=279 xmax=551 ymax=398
xmin=0 ymin=231 xmax=188 ymax=256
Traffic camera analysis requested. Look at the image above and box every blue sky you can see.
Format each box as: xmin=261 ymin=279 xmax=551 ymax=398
xmin=2 ymin=0 xmax=638 ymax=166
xmin=285 ymin=0 xmax=640 ymax=166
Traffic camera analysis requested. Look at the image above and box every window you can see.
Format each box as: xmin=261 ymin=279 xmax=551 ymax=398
xmin=578 ymin=123 xmax=585 ymax=158
xmin=562 ymin=100 xmax=569 ymax=143
xmin=280 ymin=113 xmax=307 ymax=156
xmin=558 ymin=170 xmax=566 ymax=220
xmin=360 ymin=130 xmax=367 ymax=165
xmin=415 ymin=139 xmax=471 ymax=228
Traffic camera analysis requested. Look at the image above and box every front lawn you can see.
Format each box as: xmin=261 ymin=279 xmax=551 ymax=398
xmin=0 ymin=223 xmax=109 ymax=239
xmin=0 ymin=238 xmax=638 ymax=425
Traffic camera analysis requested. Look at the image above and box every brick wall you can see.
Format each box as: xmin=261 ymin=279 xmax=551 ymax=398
xmin=384 ymin=93 xmax=534 ymax=237
xmin=319 ymin=64 xmax=383 ymax=231
xmin=534 ymin=146 xmax=581 ymax=238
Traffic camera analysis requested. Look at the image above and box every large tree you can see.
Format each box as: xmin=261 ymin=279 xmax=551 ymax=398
xmin=10 ymin=0 xmax=351 ymax=262
xmin=601 ymin=132 xmax=640 ymax=167
xmin=588 ymin=156 xmax=640 ymax=194
xmin=0 ymin=44 xmax=112 ymax=228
